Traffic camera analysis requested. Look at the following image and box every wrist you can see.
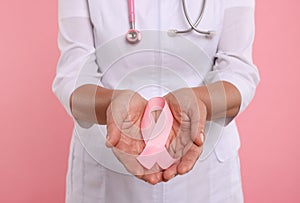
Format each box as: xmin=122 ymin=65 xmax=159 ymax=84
xmin=191 ymin=86 xmax=209 ymax=113
xmin=95 ymin=87 xmax=117 ymax=124
xmin=192 ymin=81 xmax=239 ymax=121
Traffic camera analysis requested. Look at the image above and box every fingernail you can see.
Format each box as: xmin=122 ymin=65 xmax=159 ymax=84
xmin=200 ymin=133 xmax=204 ymax=143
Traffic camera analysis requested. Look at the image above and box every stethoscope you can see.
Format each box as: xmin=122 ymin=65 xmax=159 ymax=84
xmin=126 ymin=0 xmax=215 ymax=44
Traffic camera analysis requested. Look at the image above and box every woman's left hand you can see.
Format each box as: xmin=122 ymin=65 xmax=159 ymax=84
xmin=162 ymin=88 xmax=207 ymax=181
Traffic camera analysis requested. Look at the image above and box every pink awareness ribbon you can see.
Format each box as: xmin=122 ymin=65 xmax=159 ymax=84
xmin=137 ymin=97 xmax=176 ymax=169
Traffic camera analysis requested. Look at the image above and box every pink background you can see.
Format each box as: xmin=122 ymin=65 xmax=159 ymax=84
xmin=0 ymin=0 xmax=299 ymax=202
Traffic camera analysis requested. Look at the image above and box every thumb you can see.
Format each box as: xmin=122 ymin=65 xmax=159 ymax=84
xmin=190 ymin=103 xmax=206 ymax=147
xmin=106 ymin=117 xmax=121 ymax=148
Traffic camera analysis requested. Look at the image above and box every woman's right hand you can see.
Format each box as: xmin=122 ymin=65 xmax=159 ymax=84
xmin=105 ymin=90 xmax=163 ymax=184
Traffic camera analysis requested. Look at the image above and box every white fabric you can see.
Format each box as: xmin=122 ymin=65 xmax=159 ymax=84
xmin=67 ymin=132 xmax=244 ymax=203
xmin=52 ymin=0 xmax=260 ymax=202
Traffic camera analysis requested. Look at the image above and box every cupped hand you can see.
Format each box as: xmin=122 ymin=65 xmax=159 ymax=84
xmin=105 ymin=90 xmax=163 ymax=184
xmin=162 ymin=88 xmax=207 ymax=181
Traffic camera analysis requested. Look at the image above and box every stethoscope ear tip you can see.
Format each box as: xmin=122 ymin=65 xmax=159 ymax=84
xmin=206 ymin=31 xmax=216 ymax=39
xmin=167 ymin=29 xmax=178 ymax=37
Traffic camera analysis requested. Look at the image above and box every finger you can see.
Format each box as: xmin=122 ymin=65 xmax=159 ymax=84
xmin=142 ymin=172 xmax=163 ymax=185
xmin=177 ymin=144 xmax=202 ymax=175
xmin=185 ymin=90 xmax=206 ymax=146
xmin=164 ymin=96 xmax=181 ymax=149
xmin=106 ymin=119 xmax=121 ymax=148
xmin=190 ymin=106 xmax=206 ymax=147
xmin=191 ymin=128 xmax=205 ymax=147
xmin=141 ymin=164 xmax=163 ymax=185
xmin=163 ymin=162 xmax=179 ymax=182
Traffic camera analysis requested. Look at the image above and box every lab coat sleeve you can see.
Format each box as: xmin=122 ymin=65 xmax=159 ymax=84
xmin=204 ymin=4 xmax=260 ymax=120
xmin=52 ymin=0 xmax=103 ymax=117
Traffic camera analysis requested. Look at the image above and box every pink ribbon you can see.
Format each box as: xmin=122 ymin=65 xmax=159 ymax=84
xmin=137 ymin=97 xmax=176 ymax=169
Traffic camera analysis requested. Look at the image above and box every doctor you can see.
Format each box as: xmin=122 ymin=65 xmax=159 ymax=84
xmin=52 ymin=0 xmax=260 ymax=202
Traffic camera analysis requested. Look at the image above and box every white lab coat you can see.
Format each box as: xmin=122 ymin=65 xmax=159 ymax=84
xmin=52 ymin=0 xmax=260 ymax=202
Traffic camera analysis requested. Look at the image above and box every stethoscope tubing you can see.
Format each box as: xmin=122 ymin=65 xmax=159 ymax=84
xmin=128 ymin=0 xmax=135 ymax=28
xmin=126 ymin=0 xmax=215 ymax=43
xmin=177 ymin=0 xmax=206 ymax=33
xmin=126 ymin=0 xmax=141 ymax=43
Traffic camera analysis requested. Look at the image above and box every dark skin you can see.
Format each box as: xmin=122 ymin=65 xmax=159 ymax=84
xmin=70 ymin=81 xmax=241 ymax=184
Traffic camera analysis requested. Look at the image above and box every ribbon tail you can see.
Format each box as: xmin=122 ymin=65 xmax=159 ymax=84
xmin=136 ymin=153 xmax=157 ymax=170
xmin=137 ymin=148 xmax=176 ymax=170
